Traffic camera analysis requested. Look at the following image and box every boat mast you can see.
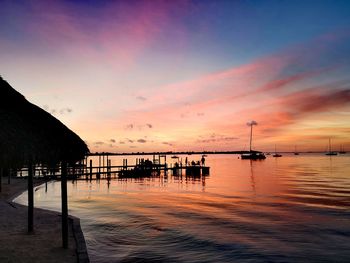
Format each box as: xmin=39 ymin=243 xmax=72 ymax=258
xmin=329 ymin=138 xmax=332 ymax=153
xmin=249 ymin=124 xmax=253 ymax=152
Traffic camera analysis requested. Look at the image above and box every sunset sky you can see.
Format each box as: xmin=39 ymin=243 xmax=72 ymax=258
xmin=1 ymin=0 xmax=350 ymax=152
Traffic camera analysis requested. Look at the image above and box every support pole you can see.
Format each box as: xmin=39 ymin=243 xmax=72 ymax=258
xmin=28 ymin=163 xmax=34 ymax=233
xmin=61 ymin=161 xmax=68 ymax=248
xmin=103 ymin=154 xmax=105 ymax=174
xmin=0 ymin=167 xmax=2 ymax=192
xmin=8 ymin=168 xmax=11 ymax=184
xmin=89 ymin=160 xmax=92 ymax=180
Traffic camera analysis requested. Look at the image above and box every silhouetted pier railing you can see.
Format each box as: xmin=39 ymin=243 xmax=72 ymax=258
xmin=13 ymin=154 xmax=210 ymax=180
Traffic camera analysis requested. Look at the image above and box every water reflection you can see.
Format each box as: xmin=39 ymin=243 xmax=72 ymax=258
xmin=14 ymin=154 xmax=350 ymax=263
xmin=249 ymin=160 xmax=256 ymax=195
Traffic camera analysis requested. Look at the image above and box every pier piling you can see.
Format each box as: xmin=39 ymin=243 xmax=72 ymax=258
xmin=61 ymin=161 xmax=68 ymax=249
xmin=28 ymin=163 xmax=34 ymax=233
xmin=0 ymin=168 xmax=2 ymax=192
xmin=8 ymin=168 xmax=11 ymax=184
xmin=89 ymin=160 xmax=92 ymax=181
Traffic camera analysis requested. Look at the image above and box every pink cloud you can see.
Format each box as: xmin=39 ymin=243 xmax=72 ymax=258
xmin=214 ymin=81 xmax=350 ymax=137
xmin=113 ymin=30 xmax=350 ymax=151
xmin=25 ymin=1 xmax=191 ymax=68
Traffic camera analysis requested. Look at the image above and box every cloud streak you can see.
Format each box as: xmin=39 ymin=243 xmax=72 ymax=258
xmin=19 ymin=1 xmax=192 ymax=69
xmin=115 ymin=30 xmax=350 ymax=150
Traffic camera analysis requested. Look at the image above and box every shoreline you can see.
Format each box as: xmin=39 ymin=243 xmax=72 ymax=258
xmin=0 ymin=177 xmax=89 ymax=263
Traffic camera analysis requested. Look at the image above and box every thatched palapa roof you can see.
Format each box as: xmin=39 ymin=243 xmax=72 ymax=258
xmin=0 ymin=76 xmax=89 ymax=167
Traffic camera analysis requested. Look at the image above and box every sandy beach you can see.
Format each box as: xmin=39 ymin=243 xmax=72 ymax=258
xmin=0 ymin=177 xmax=87 ymax=263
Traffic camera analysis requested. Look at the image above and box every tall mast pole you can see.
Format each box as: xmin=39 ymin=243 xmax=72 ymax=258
xmin=250 ymin=124 xmax=253 ymax=152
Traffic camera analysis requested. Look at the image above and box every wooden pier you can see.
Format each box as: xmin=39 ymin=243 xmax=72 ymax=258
xmin=13 ymin=154 xmax=210 ymax=180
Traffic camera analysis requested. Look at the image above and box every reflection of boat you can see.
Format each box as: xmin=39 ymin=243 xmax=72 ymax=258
xmin=273 ymin=145 xmax=282 ymax=157
xmin=240 ymin=121 xmax=266 ymax=160
xmin=325 ymin=138 xmax=337 ymax=156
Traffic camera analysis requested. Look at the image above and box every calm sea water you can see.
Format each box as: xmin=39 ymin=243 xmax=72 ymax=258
xmin=15 ymin=154 xmax=350 ymax=263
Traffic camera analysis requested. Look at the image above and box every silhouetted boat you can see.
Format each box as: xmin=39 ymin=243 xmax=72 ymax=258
xmin=240 ymin=121 xmax=266 ymax=160
xmin=273 ymin=145 xmax=282 ymax=157
xmin=241 ymin=151 xmax=266 ymax=160
xmin=294 ymin=145 xmax=299 ymax=155
xmin=339 ymin=145 xmax=346 ymax=154
xmin=325 ymin=138 xmax=337 ymax=156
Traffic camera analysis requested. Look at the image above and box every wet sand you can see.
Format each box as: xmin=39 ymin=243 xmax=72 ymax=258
xmin=0 ymin=177 xmax=87 ymax=263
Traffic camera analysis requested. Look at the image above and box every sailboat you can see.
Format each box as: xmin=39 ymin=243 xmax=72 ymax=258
xmin=339 ymin=145 xmax=346 ymax=154
xmin=325 ymin=138 xmax=337 ymax=156
xmin=294 ymin=145 xmax=299 ymax=155
xmin=273 ymin=145 xmax=282 ymax=157
xmin=241 ymin=121 xmax=266 ymax=160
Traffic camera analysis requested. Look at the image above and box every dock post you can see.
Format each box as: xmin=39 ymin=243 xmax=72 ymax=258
xmin=99 ymin=155 xmax=101 ymax=174
xmin=107 ymin=159 xmax=111 ymax=180
xmin=45 ymin=177 xmax=48 ymax=193
xmin=106 ymin=155 xmax=108 ymax=178
xmin=8 ymin=168 xmax=11 ymax=184
xmin=103 ymin=154 xmax=105 ymax=175
xmin=61 ymin=161 xmax=68 ymax=249
xmin=89 ymin=160 xmax=92 ymax=181
xmin=28 ymin=163 xmax=34 ymax=233
xmin=72 ymin=163 xmax=75 ymax=180
xmin=85 ymin=155 xmax=88 ymax=175
xmin=78 ymin=161 xmax=81 ymax=177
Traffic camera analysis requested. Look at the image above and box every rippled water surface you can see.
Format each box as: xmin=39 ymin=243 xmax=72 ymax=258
xmin=15 ymin=154 xmax=350 ymax=262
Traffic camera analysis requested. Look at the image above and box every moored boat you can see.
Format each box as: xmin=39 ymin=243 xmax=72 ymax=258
xmin=240 ymin=121 xmax=266 ymax=160
xmin=325 ymin=138 xmax=337 ymax=156
xmin=241 ymin=151 xmax=266 ymax=160
xmin=273 ymin=145 xmax=282 ymax=157
xmin=294 ymin=145 xmax=299 ymax=155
